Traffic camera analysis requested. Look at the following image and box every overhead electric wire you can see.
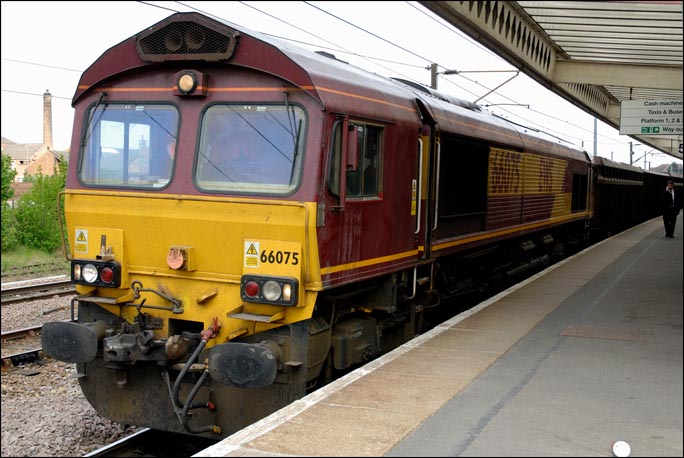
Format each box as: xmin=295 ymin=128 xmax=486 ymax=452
xmin=1 ymin=58 xmax=81 ymax=73
xmin=124 ymin=2 xmax=643 ymax=149
xmin=1 ymin=89 xmax=71 ymax=100
xmin=237 ymin=0 xmax=429 ymax=86
xmin=303 ymin=1 xmax=436 ymax=66
xmin=174 ymin=0 xmax=431 ymax=89
xmin=436 ymin=74 xmax=585 ymax=144
xmin=405 ymin=1 xmax=502 ymax=62
xmin=299 ymin=1 xmax=590 ymax=146
xmin=236 ymin=1 xmax=348 ymax=52
xmin=404 ymin=3 xmax=628 ymax=146
xmin=281 ymin=38 xmax=427 ymax=69
xmin=137 ymin=0 xmax=179 ymax=13
xmin=176 ymin=0 xmax=535 ymax=121
xmin=441 ymin=70 xmax=624 ymax=147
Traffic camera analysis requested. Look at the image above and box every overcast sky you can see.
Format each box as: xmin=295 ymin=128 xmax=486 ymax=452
xmin=1 ymin=1 xmax=679 ymax=168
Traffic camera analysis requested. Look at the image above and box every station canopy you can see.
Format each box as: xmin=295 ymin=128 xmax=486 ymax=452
xmin=420 ymin=1 xmax=683 ymax=162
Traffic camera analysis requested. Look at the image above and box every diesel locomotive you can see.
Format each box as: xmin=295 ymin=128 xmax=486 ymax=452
xmin=42 ymin=11 xmax=681 ymax=438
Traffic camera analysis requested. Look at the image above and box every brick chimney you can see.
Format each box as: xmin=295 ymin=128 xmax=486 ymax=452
xmin=43 ymin=89 xmax=53 ymax=150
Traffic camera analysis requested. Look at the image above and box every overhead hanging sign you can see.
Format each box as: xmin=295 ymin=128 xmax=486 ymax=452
xmin=619 ymin=99 xmax=683 ymax=135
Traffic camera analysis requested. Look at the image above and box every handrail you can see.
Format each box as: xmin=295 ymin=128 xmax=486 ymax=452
xmin=432 ymin=141 xmax=441 ymax=231
xmin=407 ymin=266 xmax=417 ymax=300
xmin=57 ymin=191 xmax=73 ymax=261
xmin=415 ymin=138 xmax=423 ymax=235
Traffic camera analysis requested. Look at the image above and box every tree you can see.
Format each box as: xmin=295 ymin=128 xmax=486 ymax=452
xmin=1 ymin=152 xmax=17 ymax=203
xmin=1 ymin=153 xmax=19 ymax=250
xmin=14 ymin=156 xmax=68 ymax=252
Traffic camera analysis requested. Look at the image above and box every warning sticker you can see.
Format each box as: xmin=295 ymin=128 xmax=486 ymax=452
xmin=244 ymin=241 xmax=260 ymax=268
xmin=75 ymin=229 xmax=88 ymax=255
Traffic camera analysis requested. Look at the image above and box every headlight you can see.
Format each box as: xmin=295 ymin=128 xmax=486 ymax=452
xmin=262 ymin=281 xmax=282 ymax=301
xmin=177 ymin=73 xmax=196 ymax=94
xmin=82 ymin=264 xmax=99 ymax=283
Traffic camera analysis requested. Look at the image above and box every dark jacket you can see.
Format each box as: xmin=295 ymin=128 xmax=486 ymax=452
xmin=660 ymin=188 xmax=680 ymax=213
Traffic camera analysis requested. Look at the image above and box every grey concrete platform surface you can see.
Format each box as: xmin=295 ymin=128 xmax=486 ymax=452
xmin=195 ymin=214 xmax=683 ymax=457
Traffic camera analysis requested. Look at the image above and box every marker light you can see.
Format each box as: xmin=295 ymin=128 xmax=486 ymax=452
xmin=100 ymin=267 xmax=115 ymax=284
xmin=244 ymin=281 xmax=260 ymax=298
xmin=282 ymin=283 xmax=292 ymax=302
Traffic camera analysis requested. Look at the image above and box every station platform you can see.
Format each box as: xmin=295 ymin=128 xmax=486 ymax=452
xmin=195 ymin=215 xmax=683 ymax=457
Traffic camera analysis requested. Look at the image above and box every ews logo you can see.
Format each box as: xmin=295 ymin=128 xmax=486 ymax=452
xmin=490 ymin=149 xmax=521 ymax=195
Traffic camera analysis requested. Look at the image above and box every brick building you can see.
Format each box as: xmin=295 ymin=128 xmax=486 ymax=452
xmin=2 ymin=90 xmax=66 ymax=183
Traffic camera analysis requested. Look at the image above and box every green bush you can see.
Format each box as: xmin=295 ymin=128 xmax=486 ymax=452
xmin=13 ymin=158 xmax=67 ymax=252
xmin=1 ymin=202 xmax=19 ymax=251
xmin=1 ymin=153 xmax=17 ymax=202
xmin=1 ymin=153 xmax=19 ymax=250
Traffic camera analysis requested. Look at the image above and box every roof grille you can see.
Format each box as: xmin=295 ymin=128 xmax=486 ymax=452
xmin=137 ymin=18 xmax=238 ymax=62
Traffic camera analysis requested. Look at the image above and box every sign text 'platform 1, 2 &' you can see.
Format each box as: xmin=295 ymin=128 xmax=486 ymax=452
xmin=619 ymin=100 xmax=683 ymax=135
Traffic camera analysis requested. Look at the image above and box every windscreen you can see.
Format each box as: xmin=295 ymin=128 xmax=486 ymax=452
xmin=195 ymin=104 xmax=305 ymax=194
xmin=78 ymin=103 xmax=179 ymax=188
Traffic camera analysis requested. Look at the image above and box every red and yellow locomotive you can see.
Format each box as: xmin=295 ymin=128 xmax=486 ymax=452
xmin=43 ymin=12 xmax=596 ymax=437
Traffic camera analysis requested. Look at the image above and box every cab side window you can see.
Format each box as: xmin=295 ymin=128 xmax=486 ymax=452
xmin=355 ymin=125 xmax=382 ymax=197
xmin=328 ymin=121 xmax=383 ymax=199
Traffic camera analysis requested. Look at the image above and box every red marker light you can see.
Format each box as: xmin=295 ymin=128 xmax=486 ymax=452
xmin=100 ymin=267 xmax=115 ymax=284
xmin=244 ymin=280 xmax=260 ymax=297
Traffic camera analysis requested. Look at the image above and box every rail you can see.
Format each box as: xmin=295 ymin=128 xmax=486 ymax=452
xmin=1 ymin=279 xmax=75 ymax=305
xmin=84 ymin=428 xmax=217 ymax=457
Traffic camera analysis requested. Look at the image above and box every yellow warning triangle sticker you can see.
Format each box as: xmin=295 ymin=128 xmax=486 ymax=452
xmin=77 ymin=231 xmax=87 ymax=242
xmin=246 ymin=243 xmax=258 ymax=255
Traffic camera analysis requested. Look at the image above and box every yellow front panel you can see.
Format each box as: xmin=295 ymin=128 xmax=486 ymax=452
xmin=65 ymin=191 xmax=321 ymax=346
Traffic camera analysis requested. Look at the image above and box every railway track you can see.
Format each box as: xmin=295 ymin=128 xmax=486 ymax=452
xmin=84 ymin=428 xmax=218 ymax=457
xmin=1 ymin=278 xmax=75 ymax=305
xmin=1 ymin=347 xmax=44 ymax=370
xmin=1 ymin=261 xmax=70 ymax=282
xmin=2 ymin=320 xmax=75 ymax=371
xmin=1 ymin=277 xmax=77 ymax=369
xmin=1 ymin=323 xmax=44 ymax=340
xmin=1 ymin=324 xmax=47 ymax=370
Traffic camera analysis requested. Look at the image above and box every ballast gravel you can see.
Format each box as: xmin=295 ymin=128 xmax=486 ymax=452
xmin=1 ymin=289 xmax=142 ymax=457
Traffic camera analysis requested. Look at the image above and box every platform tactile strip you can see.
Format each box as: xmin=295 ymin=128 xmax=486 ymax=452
xmin=560 ymin=324 xmax=651 ymax=342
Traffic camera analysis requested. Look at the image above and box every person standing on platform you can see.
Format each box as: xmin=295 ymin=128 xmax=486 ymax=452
xmin=660 ymin=180 xmax=680 ymax=238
